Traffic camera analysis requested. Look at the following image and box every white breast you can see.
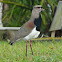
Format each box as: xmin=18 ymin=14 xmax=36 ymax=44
xmin=24 ymin=27 xmax=40 ymax=40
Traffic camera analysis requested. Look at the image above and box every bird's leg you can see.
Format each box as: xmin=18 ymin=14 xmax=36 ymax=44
xmin=26 ymin=41 xmax=28 ymax=57
xmin=30 ymin=40 xmax=33 ymax=55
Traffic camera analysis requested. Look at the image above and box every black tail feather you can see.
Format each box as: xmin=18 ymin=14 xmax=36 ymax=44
xmin=9 ymin=42 xmax=13 ymax=45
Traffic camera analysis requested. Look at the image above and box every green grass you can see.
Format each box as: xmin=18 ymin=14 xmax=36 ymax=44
xmin=0 ymin=40 xmax=62 ymax=62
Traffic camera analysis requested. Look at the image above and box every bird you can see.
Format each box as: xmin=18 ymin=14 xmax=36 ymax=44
xmin=9 ymin=5 xmax=45 ymax=57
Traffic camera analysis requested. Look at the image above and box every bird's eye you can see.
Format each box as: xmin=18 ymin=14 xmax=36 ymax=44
xmin=37 ymin=7 xmax=43 ymax=8
xmin=37 ymin=7 xmax=41 ymax=8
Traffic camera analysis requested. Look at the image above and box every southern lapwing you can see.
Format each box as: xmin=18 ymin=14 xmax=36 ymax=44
xmin=9 ymin=5 xmax=45 ymax=57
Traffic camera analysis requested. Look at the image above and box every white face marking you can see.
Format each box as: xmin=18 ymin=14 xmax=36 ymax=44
xmin=24 ymin=27 xmax=40 ymax=40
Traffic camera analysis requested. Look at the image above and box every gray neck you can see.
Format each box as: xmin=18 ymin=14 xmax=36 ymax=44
xmin=30 ymin=9 xmax=40 ymax=20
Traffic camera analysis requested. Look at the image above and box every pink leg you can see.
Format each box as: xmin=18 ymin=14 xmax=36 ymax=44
xmin=30 ymin=40 xmax=33 ymax=55
xmin=26 ymin=41 xmax=28 ymax=57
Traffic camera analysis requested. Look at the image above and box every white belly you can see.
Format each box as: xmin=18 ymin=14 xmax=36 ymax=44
xmin=24 ymin=27 xmax=40 ymax=40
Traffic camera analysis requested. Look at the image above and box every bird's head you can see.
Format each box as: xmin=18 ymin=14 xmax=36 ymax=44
xmin=33 ymin=5 xmax=45 ymax=13
xmin=31 ymin=5 xmax=45 ymax=18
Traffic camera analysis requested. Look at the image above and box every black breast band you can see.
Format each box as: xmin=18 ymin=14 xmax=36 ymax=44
xmin=34 ymin=13 xmax=42 ymax=31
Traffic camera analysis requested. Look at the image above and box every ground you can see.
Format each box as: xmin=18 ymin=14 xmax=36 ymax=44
xmin=0 ymin=40 xmax=62 ymax=62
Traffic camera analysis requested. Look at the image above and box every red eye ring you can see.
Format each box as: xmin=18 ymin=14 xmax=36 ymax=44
xmin=37 ymin=7 xmax=40 ymax=8
xmin=37 ymin=7 xmax=43 ymax=8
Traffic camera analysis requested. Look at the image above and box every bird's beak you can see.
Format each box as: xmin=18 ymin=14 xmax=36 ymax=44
xmin=41 ymin=8 xmax=45 ymax=11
